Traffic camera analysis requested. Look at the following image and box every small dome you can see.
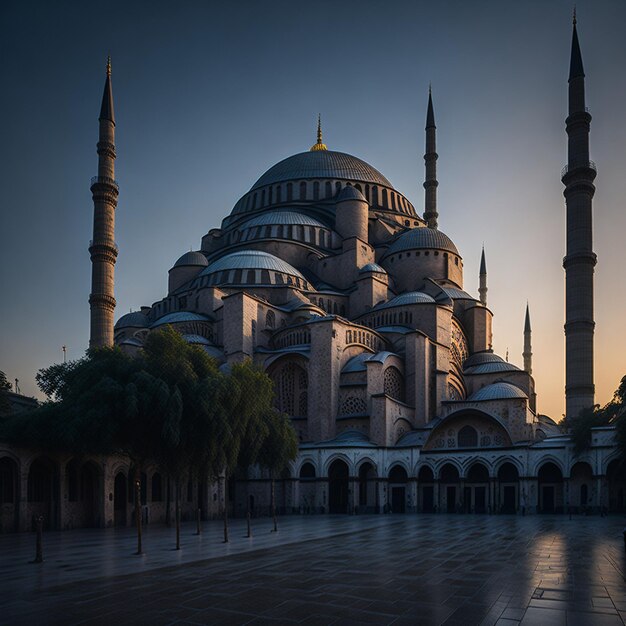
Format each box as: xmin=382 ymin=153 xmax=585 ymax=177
xmin=378 ymin=291 xmax=435 ymax=308
xmin=360 ymin=263 xmax=387 ymax=274
xmin=174 ymin=251 xmax=208 ymax=267
xmin=239 ymin=211 xmax=327 ymax=228
xmin=384 ymin=227 xmax=459 ymax=257
xmin=468 ymin=382 xmax=528 ymax=402
xmin=250 ymin=150 xmax=392 ymax=190
xmin=115 ymin=311 xmax=149 ymax=329
xmin=436 ymin=286 xmax=474 ymax=301
xmin=338 ymin=186 xmax=367 ymax=202
xmin=150 ymin=312 xmax=212 ymax=328
xmin=464 ymin=361 xmax=521 ymax=375
xmin=201 ymin=250 xmax=304 ymax=280
xmin=463 ymin=352 xmax=505 ymax=368
xmin=342 ymin=353 xmax=372 ymax=373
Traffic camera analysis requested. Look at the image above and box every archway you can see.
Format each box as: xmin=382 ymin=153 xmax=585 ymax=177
xmin=465 ymin=463 xmax=489 ymax=513
xmin=358 ymin=462 xmax=377 ymax=514
xmin=114 ymin=472 xmax=127 ymax=526
xmin=0 ymin=457 xmax=19 ymax=532
xmin=27 ymin=457 xmax=58 ymax=530
xmin=418 ymin=466 xmax=435 ymax=513
xmin=388 ymin=465 xmax=408 ymax=513
xmin=570 ymin=461 xmax=593 ymax=513
xmin=80 ymin=462 xmax=101 ymax=528
xmin=328 ymin=459 xmax=349 ymax=514
xmin=538 ymin=462 xmax=563 ymax=513
xmin=607 ymin=459 xmax=626 ymax=512
xmin=299 ymin=463 xmax=316 ymax=514
xmin=497 ymin=462 xmax=519 ymax=514
xmin=439 ymin=463 xmax=460 ymax=513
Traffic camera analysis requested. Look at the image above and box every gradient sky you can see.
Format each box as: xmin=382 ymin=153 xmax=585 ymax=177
xmin=1 ymin=0 xmax=625 ymax=421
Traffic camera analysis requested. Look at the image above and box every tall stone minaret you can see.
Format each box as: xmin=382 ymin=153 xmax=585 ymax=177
xmin=562 ymin=13 xmax=596 ymax=418
xmin=423 ymin=87 xmax=438 ymax=229
xmin=478 ymin=246 xmax=487 ymax=306
xmin=89 ymin=57 xmax=119 ymax=348
xmin=523 ymin=303 xmax=532 ymax=375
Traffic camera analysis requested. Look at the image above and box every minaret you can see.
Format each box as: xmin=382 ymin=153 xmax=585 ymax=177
xmin=478 ymin=246 xmax=487 ymax=306
xmin=523 ymin=303 xmax=532 ymax=375
xmin=562 ymin=12 xmax=596 ymax=418
xmin=423 ymin=86 xmax=438 ymax=229
xmin=89 ymin=57 xmax=119 ymax=348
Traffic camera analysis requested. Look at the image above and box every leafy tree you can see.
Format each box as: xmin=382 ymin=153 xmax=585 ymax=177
xmin=258 ymin=410 xmax=298 ymax=532
xmin=0 ymin=370 xmax=13 ymax=415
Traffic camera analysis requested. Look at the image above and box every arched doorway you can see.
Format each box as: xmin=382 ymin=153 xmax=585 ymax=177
xmin=114 ymin=472 xmax=127 ymax=526
xmin=418 ymin=466 xmax=435 ymax=513
xmin=388 ymin=465 xmax=408 ymax=513
xmin=81 ymin=462 xmax=100 ymax=528
xmin=299 ymin=462 xmax=316 ymax=514
xmin=0 ymin=457 xmax=19 ymax=532
xmin=570 ymin=461 xmax=593 ymax=513
xmin=358 ymin=462 xmax=377 ymax=514
xmin=607 ymin=459 xmax=626 ymax=512
xmin=439 ymin=464 xmax=460 ymax=513
xmin=27 ymin=457 xmax=58 ymax=530
xmin=538 ymin=462 xmax=563 ymax=513
xmin=328 ymin=460 xmax=349 ymax=514
xmin=497 ymin=462 xmax=519 ymax=514
xmin=465 ymin=463 xmax=489 ymax=513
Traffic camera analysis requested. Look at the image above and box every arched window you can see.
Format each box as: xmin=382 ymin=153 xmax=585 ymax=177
xmin=383 ymin=367 xmax=405 ymax=402
xmin=299 ymin=463 xmax=316 ymax=479
xmin=325 ymin=181 xmax=332 ymax=198
xmin=266 ymin=310 xmax=275 ymax=329
xmin=287 ymin=183 xmax=293 ymax=201
xmin=0 ymin=457 xmax=17 ymax=503
xmin=276 ymin=185 xmax=282 ymax=203
xmin=458 ymin=425 xmax=478 ymax=448
xmin=382 ymin=189 xmax=388 ymax=208
xmin=274 ymin=362 xmax=308 ymax=417
xmin=313 ymin=181 xmax=320 ymax=200
xmin=299 ymin=182 xmax=306 ymax=200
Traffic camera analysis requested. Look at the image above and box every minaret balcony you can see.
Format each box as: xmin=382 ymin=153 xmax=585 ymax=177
xmin=560 ymin=160 xmax=596 ymax=179
xmin=90 ymin=176 xmax=119 ymax=191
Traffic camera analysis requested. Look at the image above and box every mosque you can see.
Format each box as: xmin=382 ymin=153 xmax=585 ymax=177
xmin=0 ymin=18 xmax=623 ymax=532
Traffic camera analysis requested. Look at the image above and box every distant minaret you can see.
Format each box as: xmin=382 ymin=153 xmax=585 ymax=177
xmin=478 ymin=246 xmax=487 ymax=306
xmin=89 ymin=57 xmax=119 ymax=348
xmin=562 ymin=12 xmax=596 ymax=417
xmin=523 ymin=303 xmax=532 ymax=375
xmin=423 ymin=86 xmax=438 ymax=229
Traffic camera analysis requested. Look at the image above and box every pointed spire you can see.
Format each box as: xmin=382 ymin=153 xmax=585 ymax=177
xmin=569 ymin=10 xmax=585 ymax=81
xmin=99 ymin=56 xmax=115 ymax=124
xmin=426 ymin=84 xmax=435 ymax=129
xmin=310 ymin=114 xmax=327 ymax=151
xmin=523 ymin=302 xmax=532 ymax=375
xmin=524 ymin=301 xmax=531 ymax=333
xmin=480 ymin=245 xmax=487 ymax=275
xmin=478 ymin=245 xmax=487 ymax=306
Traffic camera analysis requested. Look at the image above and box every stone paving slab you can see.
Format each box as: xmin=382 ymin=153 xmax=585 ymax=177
xmin=1 ymin=515 xmax=626 ymax=625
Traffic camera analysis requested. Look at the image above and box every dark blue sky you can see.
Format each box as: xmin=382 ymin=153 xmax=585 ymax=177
xmin=1 ymin=0 xmax=625 ymax=419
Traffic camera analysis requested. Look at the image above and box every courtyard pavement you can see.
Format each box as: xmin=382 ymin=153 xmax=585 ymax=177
xmin=1 ymin=514 xmax=626 ymax=625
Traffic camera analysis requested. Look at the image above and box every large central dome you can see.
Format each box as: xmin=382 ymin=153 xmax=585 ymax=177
xmin=250 ymin=150 xmax=393 ymax=191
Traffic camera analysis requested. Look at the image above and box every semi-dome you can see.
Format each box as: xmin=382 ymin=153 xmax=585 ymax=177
xmin=239 ymin=210 xmax=327 ymax=228
xmin=150 ymin=312 xmax=212 ymax=328
xmin=250 ymin=150 xmax=392 ymax=190
xmin=115 ymin=311 xmax=149 ymax=329
xmin=464 ymin=361 xmax=521 ymax=375
xmin=378 ymin=291 xmax=436 ymax=308
xmin=468 ymin=382 xmax=528 ymax=401
xmin=383 ymin=227 xmax=459 ymax=257
xmin=173 ymin=251 xmax=208 ymax=267
xmin=463 ymin=352 xmax=506 ymax=368
xmin=202 ymin=250 xmax=304 ymax=279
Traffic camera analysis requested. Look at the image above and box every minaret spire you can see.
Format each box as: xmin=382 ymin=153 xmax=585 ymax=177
xmin=523 ymin=302 xmax=532 ymax=375
xmin=423 ymin=86 xmax=438 ymax=229
xmin=478 ymin=245 xmax=487 ymax=306
xmin=89 ymin=57 xmax=119 ymax=348
xmin=310 ymin=114 xmax=327 ymax=151
xmin=562 ymin=15 xmax=596 ymax=417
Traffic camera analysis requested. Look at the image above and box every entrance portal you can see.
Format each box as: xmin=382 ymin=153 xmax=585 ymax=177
xmin=328 ymin=460 xmax=349 ymax=514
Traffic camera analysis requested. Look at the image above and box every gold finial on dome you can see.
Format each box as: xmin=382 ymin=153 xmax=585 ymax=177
xmin=310 ymin=114 xmax=327 ymax=151
xmin=106 ymin=55 xmax=111 ymax=77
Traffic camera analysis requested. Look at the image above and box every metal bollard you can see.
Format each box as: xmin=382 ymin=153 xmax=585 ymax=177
xmin=31 ymin=516 xmax=44 ymax=564
xmin=195 ymin=508 xmax=201 ymax=535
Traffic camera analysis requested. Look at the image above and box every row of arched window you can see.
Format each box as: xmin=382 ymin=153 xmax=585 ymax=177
xmin=224 ymin=224 xmax=332 ymax=249
xmin=238 ymin=180 xmax=417 ymax=215
xmin=361 ymin=310 xmax=414 ymax=329
xmin=274 ymin=329 xmax=312 ymax=349
xmin=345 ymin=329 xmax=383 ymax=351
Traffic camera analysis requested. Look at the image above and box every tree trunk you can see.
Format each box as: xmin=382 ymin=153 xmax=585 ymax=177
xmin=134 ymin=466 xmax=143 ymax=555
xmin=165 ymin=475 xmax=171 ymax=527
xmin=246 ymin=495 xmax=252 ymax=538
xmin=271 ymin=474 xmax=277 ymax=533
xmin=175 ymin=479 xmax=181 ymax=550
xmin=223 ymin=473 xmax=229 ymax=543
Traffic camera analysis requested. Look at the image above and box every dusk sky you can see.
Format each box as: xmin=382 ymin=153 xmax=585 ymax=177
xmin=1 ymin=0 xmax=625 ymax=421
